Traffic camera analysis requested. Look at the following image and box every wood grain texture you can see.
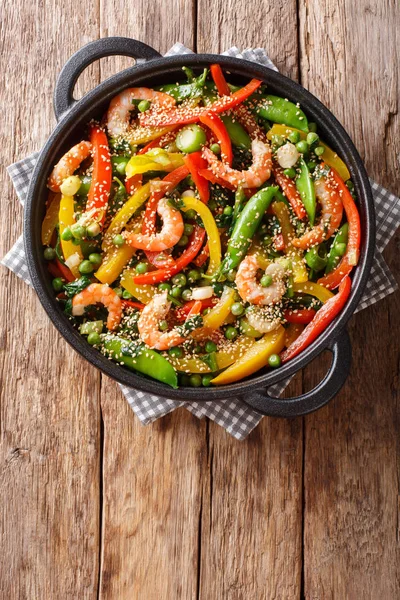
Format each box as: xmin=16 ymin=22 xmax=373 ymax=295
xmin=299 ymin=0 xmax=400 ymax=598
xmin=0 ymin=3 xmax=101 ymax=599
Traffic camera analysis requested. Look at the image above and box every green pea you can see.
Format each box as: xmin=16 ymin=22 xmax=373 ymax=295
xmin=135 ymin=262 xmax=148 ymax=274
xmin=205 ymin=340 xmax=217 ymax=353
xmin=172 ymin=273 xmax=187 ymax=287
xmin=202 ymin=374 xmax=213 ymax=387
xmin=177 ymin=234 xmax=189 ymax=247
xmin=180 ymin=374 xmax=191 ymax=386
xmin=188 ymin=269 xmax=201 ymax=283
xmin=86 ymin=222 xmax=101 ymax=238
xmin=181 ymin=289 xmax=192 ymax=301
xmin=227 ymin=269 xmax=237 ymax=282
xmin=138 ymin=99 xmax=151 ymax=112
xmin=272 ymin=134 xmax=285 ymax=147
xmin=184 ymin=223 xmax=194 ymax=236
xmin=287 ymin=130 xmax=300 ymax=144
xmin=210 ymin=143 xmax=221 ymax=155
xmin=296 ymin=140 xmax=309 ymax=154
xmin=112 ymin=234 xmax=125 ymax=247
xmin=231 ymin=302 xmax=244 ymax=316
xmin=307 ymin=161 xmax=317 ymax=171
xmin=122 ymin=290 xmax=133 ymax=299
xmin=159 ymin=320 xmax=169 ymax=332
xmin=113 ymin=287 xmax=123 ymax=297
xmin=79 ymin=260 xmax=94 ymax=274
xmin=308 ymin=122 xmax=317 ymax=133
xmin=268 ymin=353 xmax=282 ymax=368
xmin=44 ymin=247 xmax=56 ymax=261
xmin=158 ymin=282 xmax=172 ymax=292
xmin=314 ymin=145 xmax=325 ymax=156
xmin=208 ymin=199 xmax=217 ymax=212
xmin=52 ymin=277 xmax=63 ymax=291
xmin=184 ymin=208 xmax=197 ymax=221
xmin=307 ymin=132 xmax=319 ymax=146
xmin=61 ymin=227 xmax=73 ymax=242
xmin=225 ymin=326 xmax=238 ymax=341
xmin=171 ymin=286 xmax=182 ymax=298
xmin=87 ymin=332 xmax=101 ymax=346
xmin=88 ymin=253 xmax=102 ymax=266
xmin=189 ymin=374 xmax=202 ymax=387
xmin=70 ymin=223 xmax=86 ymax=240
xmin=169 ymin=346 xmax=184 ymax=358
xmin=176 ymin=124 xmax=207 ymax=154
xmin=194 ymin=344 xmax=203 ymax=354
xmin=283 ymin=167 xmax=296 ymax=179
xmin=71 ymin=238 xmax=82 ymax=246
xmin=223 ymin=205 xmax=233 ymax=216
xmin=261 ymin=274 xmax=273 ymax=287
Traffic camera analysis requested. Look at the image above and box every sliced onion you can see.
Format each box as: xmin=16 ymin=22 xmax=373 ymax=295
xmin=65 ymin=252 xmax=81 ymax=270
xmin=191 ymin=286 xmax=214 ymax=300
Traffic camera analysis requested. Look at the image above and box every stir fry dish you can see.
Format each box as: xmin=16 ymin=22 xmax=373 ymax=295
xmin=42 ymin=64 xmax=360 ymax=389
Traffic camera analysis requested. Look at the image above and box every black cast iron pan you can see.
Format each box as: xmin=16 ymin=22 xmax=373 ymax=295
xmin=24 ymin=37 xmax=375 ymax=417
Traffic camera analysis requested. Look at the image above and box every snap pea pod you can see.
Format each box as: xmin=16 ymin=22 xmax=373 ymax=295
xmin=157 ymin=69 xmax=209 ymax=102
xmin=255 ymin=95 xmax=309 ymax=132
xmin=103 ymin=337 xmax=178 ymax=389
xmin=220 ymin=115 xmax=251 ymax=149
xmin=111 ymin=155 xmax=131 ymax=176
xmin=228 ymin=187 xmax=246 ymax=235
xmin=325 ymin=223 xmax=349 ymax=274
xmin=221 ymin=186 xmax=278 ymax=274
xmin=77 ymin=174 xmax=92 ymax=196
xmin=305 ymin=244 xmax=328 ymax=272
xmin=295 ymin=158 xmax=316 ymax=225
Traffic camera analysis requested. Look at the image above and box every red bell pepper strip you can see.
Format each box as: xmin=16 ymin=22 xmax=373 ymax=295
xmin=284 ymin=308 xmax=316 ymax=324
xmin=273 ymin=162 xmax=307 ymax=220
xmin=175 ymin=297 xmax=216 ymax=321
xmin=85 ymin=125 xmax=112 ymax=226
xmin=198 ymin=168 xmax=236 ymax=191
xmin=121 ymin=300 xmax=145 ymax=310
xmin=199 ymin=114 xmax=233 ymax=166
xmin=140 ymin=79 xmax=262 ymax=127
xmin=184 ymin=152 xmax=210 ymax=204
xmin=210 ymin=64 xmax=231 ymax=96
xmin=55 ymin=258 xmax=75 ymax=282
xmin=132 ymin=226 xmax=206 ymax=284
xmin=126 ymin=174 xmax=143 ymax=195
xmin=317 ymin=167 xmax=361 ymax=290
xmin=281 ymin=275 xmax=352 ymax=362
xmin=193 ymin=242 xmax=210 ymax=267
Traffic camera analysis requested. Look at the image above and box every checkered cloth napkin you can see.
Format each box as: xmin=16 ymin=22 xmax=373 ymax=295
xmin=3 ymin=44 xmax=399 ymax=440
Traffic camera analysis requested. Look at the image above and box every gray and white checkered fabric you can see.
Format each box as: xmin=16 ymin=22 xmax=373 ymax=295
xmin=2 ymin=44 xmax=399 ymax=440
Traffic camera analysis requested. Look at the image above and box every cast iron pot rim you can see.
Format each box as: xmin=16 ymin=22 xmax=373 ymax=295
xmin=24 ymin=52 xmax=375 ymax=403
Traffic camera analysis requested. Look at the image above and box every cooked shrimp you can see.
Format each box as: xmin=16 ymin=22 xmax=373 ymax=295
xmin=124 ymin=197 xmax=184 ymax=252
xmin=235 ymin=255 xmax=286 ymax=305
xmin=48 ymin=141 xmax=92 ymax=192
xmin=202 ymin=139 xmax=272 ymax=188
xmin=107 ymin=88 xmax=176 ymax=137
xmin=246 ymin=306 xmax=281 ymax=334
xmin=72 ymin=283 xmax=122 ymax=331
xmin=292 ymin=176 xmax=343 ymax=250
xmin=138 ymin=291 xmax=202 ymax=350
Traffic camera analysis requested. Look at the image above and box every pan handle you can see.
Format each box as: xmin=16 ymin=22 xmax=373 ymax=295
xmin=241 ymin=329 xmax=352 ymax=417
xmin=54 ymin=37 xmax=162 ymax=121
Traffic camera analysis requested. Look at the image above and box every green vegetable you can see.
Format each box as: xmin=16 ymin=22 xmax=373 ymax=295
xmin=44 ymin=247 xmax=56 ymax=261
xmin=308 ymin=122 xmax=317 ymax=133
xmin=201 ymin=351 xmax=218 ymax=372
xmin=64 ymin=276 xmax=91 ymax=298
xmin=159 ymin=319 xmax=169 ymax=331
xmin=77 ymin=174 xmax=92 ymax=196
xmin=210 ymin=143 xmax=221 ymax=155
xmin=305 ymin=244 xmax=328 ymax=271
xmin=260 ymin=274 xmax=273 ymax=287
xmin=315 ymin=145 xmax=325 ymax=157
xmin=70 ymin=223 xmax=86 ymax=240
xmin=202 ymin=374 xmax=213 ymax=387
xmin=204 ymin=340 xmax=217 ymax=353
xmin=135 ymin=262 xmax=148 ymax=274
xmin=268 ymin=353 xmax=282 ymax=368
xmin=220 ymin=115 xmax=251 ymax=149
xmin=181 ymin=289 xmax=192 ymax=301
xmin=79 ymin=260 xmax=94 ymax=275
xmin=225 ymin=325 xmax=238 ymax=341
xmin=256 ymin=95 xmax=309 ymax=132
xmin=104 ymin=337 xmax=178 ymax=388
xmin=239 ymin=318 xmax=263 ymax=338
xmin=283 ymin=167 xmax=296 ymax=179
xmin=88 ymin=253 xmax=102 ymax=266
xmin=288 ymin=130 xmax=300 ymax=144
xmin=220 ymin=186 xmax=278 ymax=275
xmin=296 ymin=140 xmax=309 ymax=155
xmin=87 ymin=332 xmax=101 ymax=345
xmin=184 ymin=223 xmax=194 ymax=236
xmin=61 ymin=227 xmax=73 ymax=242
xmin=184 ymin=208 xmax=197 ymax=221
xmin=158 ymin=282 xmax=171 ymax=292
xmin=307 ymin=132 xmax=319 ymax=146
xmin=158 ymin=68 xmax=208 ymax=102
xmin=52 ymin=277 xmax=63 ymax=291
xmin=325 ymin=223 xmax=349 ymax=274
xmin=177 ymin=234 xmax=189 ymax=246
xmin=80 ymin=320 xmax=104 ymax=335
xmin=189 ymin=374 xmax=202 ymax=387
xmin=188 ymin=269 xmax=201 ymax=283
xmin=176 ymin=124 xmax=207 ymax=154
xmin=111 ymin=155 xmax=130 ymax=176
xmin=231 ymin=302 xmax=245 ymax=316
xmin=295 ymin=158 xmax=316 ymax=225
xmin=172 ymin=273 xmax=187 ymax=287
xmin=138 ymin=99 xmax=151 ymax=112
xmin=122 ymin=290 xmax=133 ymax=299
xmin=171 ymin=286 xmax=182 ymax=298
xmin=169 ymin=346 xmax=184 ymax=358
xmin=86 ymin=222 xmax=101 ymax=238
xmin=271 ymin=134 xmax=285 ymax=147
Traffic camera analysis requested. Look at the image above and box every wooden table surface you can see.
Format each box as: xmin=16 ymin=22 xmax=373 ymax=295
xmin=1 ymin=1 xmax=399 ymax=598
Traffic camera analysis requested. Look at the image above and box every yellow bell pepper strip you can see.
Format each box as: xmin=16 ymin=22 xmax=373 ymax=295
xmin=120 ymin=269 xmax=156 ymax=303
xmin=128 ymin=125 xmax=177 ymax=146
xmin=102 ymin=182 xmax=151 ymax=250
xmin=168 ymin=335 xmax=255 ymax=373
xmin=267 ymin=124 xmax=350 ymax=181
xmin=292 ymin=281 xmax=334 ymax=303
xmin=95 ymin=245 xmax=135 ymax=285
xmin=271 ymin=201 xmax=308 ymax=283
xmin=125 ymin=149 xmax=184 ymax=178
xmin=284 ymin=323 xmax=304 ymax=347
xmin=249 ymin=239 xmax=271 ymax=270
xmin=202 ymin=286 xmax=235 ymax=330
xmin=41 ymin=192 xmax=61 ymax=245
xmin=59 ymin=195 xmax=83 ymax=277
xmin=181 ymin=195 xmax=221 ymax=276
xmin=211 ymin=326 xmax=286 ymax=385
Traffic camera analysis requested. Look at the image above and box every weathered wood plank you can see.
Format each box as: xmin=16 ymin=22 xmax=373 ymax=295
xmin=299 ymin=0 xmax=400 ymax=597
xmin=197 ymin=3 xmax=304 ymax=598
xmin=97 ymin=6 xmax=207 ymax=599
xmin=0 ymin=6 xmax=101 ymax=600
